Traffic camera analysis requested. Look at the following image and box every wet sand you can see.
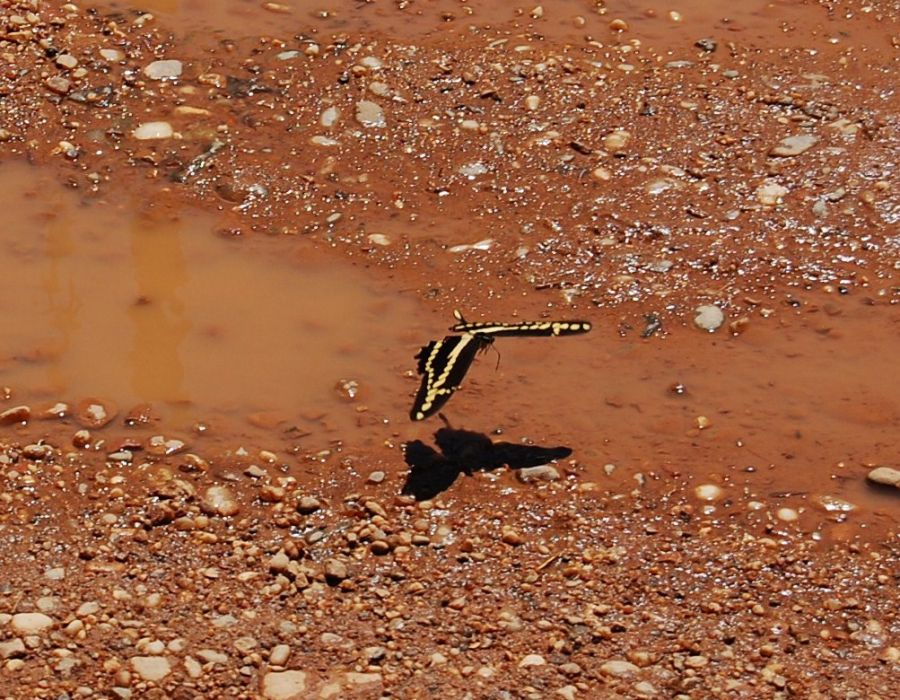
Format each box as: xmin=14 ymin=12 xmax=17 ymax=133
xmin=0 ymin=0 xmax=897 ymax=697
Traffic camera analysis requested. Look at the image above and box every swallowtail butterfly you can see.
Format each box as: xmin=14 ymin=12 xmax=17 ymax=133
xmin=410 ymin=310 xmax=592 ymax=421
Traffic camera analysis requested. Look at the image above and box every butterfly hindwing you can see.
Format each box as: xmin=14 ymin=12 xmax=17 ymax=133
xmin=451 ymin=309 xmax=591 ymax=337
xmin=410 ymin=334 xmax=490 ymax=421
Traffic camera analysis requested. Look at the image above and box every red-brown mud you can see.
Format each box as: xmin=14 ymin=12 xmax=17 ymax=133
xmin=0 ymin=0 xmax=897 ymax=698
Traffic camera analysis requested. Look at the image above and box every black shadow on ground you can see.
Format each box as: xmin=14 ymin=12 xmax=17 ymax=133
xmin=402 ymin=426 xmax=572 ymax=501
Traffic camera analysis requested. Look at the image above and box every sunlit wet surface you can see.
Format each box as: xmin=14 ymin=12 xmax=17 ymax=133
xmin=0 ymin=161 xmax=419 ymax=434
xmin=438 ymin=298 xmax=900 ymax=527
xmin=119 ymin=0 xmax=893 ymax=52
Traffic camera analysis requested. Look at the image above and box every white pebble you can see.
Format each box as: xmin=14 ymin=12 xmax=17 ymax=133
xmin=770 ymin=134 xmax=818 ymax=157
xmin=777 ymin=507 xmax=799 ymax=522
xmin=603 ymin=129 xmax=631 ymax=153
xmin=518 ymin=654 xmax=546 ymax=667
xmin=367 ymin=233 xmax=390 ymax=246
xmin=143 ymin=59 xmax=183 ymax=80
xmin=694 ymin=484 xmax=722 ymax=501
xmin=867 ymin=466 xmax=900 ymax=488
xmin=320 ymin=106 xmax=340 ymax=127
xmin=757 ymin=180 xmax=789 ymax=206
xmin=99 ymin=48 xmax=124 ymax=61
xmin=133 ymin=121 xmax=173 ymax=140
xmin=130 ymin=656 xmax=171 ymax=682
xmin=355 ymin=100 xmax=385 ymax=128
xmin=263 ymin=671 xmax=307 ymax=699
xmin=600 ymin=660 xmax=640 ymax=677
xmin=694 ymin=305 xmax=724 ymax=332
xmin=12 ymin=612 xmax=54 ymax=635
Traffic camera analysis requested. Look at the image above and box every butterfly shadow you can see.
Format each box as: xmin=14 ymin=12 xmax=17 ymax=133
xmin=402 ymin=425 xmax=572 ymax=501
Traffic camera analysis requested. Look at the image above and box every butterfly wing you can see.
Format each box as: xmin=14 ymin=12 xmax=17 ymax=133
xmin=450 ymin=311 xmax=591 ymax=337
xmin=410 ymin=334 xmax=488 ymax=421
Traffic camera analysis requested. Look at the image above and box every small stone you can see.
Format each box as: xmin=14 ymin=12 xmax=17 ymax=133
xmin=685 ymin=655 xmax=708 ymax=668
xmin=458 ymin=162 xmax=489 ymax=178
xmin=133 ymin=122 xmax=174 ymax=140
xmin=815 ymin=495 xmax=857 ymax=512
xmin=11 ymin=613 xmax=54 ymax=635
xmin=695 ymin=38 xmax=717 ymax=52
xmin=600 ymin=660 xmax=640 ymax=677
xmin=694 ymin=484 xmax=722 ymax=501
xmin=144 ymin=60 xmax=183 ymax=80
xmin=0 ymin=639 xmax=26 ymax=660
xmin=777 ymin=507 xmax=799 ymax=522
xmin=525 ymin=95 xmax=541 ymax=111
xmin=609 ymin=19 xmax=629 ymax=31
xmin=262 ymin=670 xmax=307 ymax=699
xmin=867 ymin=467 xmax=900 ymax=489
xmin=694 ymin=305 xmax=724 ymax=331
xmin=559 ymin=662 xmax=582 ymax=676
xmin=518 ymin=654 xmax=546 ymax=668
xmin=324 ymin=558 xmax=349 ymax=583
xmin=501 ymin=527 xmax=525 ymax=546
xmin=516 ymin=465 xmax=560 ymax=483
xmin=130 ymin=656 xmax=171 ymax=682
xmin=603 ymin=129 xmax=631 ymax=153
xmin=76 ymin=601 xmax=100 ymax=617
xmin=201 ymin=486 xmax=240 ymax=517
xmin=557 ymin=687 xmax=577 ymax=700
xmin=269 ymin=644 xmax=290 ymax=666
xmin=55 ymin=54 xmax=78 ymax=69
xmin=770 ymin=134 xmax=818 ymax=157
xmin=45 ymin=76 xmax=71 ymax=94
xmin=634 ymin=681 xmax=658 ymax=697
xmin=320 ymin=106 xmax=340 ymax=127
xmin=345 ymin=672 xmax=382 ymax=687
xmin=0 ymin=405 xmax=30 ymax=425
xmin=196 ymin=649 xmax=228 ymax=665
xmin=355 ymin=100 xmax=385 ymax=128
xmin=37 ymin=401 xmax=69 ymax=419
xmin=99 ymin=48 xmax=124 ymax=61
xmin=296 ymin=496 xmax=321 ymax=514
xmin=757 ymin=180 xmax=789 ymax=206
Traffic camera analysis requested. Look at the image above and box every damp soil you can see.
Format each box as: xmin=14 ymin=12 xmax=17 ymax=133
xmin=0 ymin=0 xmax=898 ymax=698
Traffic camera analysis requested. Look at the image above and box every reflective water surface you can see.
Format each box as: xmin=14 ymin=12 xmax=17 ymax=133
xmin=0 ymin=161 xmax=419 ymax=434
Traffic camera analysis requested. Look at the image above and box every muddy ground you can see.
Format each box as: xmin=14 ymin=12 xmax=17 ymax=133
xmin=0 ymin=0 xmax=897 ymax=698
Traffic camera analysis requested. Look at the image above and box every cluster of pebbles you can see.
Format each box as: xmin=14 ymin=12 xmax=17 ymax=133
xmin=0 ymin=420 xmax=897 ymax=698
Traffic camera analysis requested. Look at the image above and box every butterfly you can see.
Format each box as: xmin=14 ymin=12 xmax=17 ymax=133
xmin=410 ymin=310 xmax=591 ymax=421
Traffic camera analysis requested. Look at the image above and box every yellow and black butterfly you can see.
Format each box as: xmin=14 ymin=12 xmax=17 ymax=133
xmin=410 ymin=310 xmax=591 ymax=421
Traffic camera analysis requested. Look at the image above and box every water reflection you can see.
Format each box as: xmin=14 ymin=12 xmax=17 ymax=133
xmin=128 ymin=207 xmax=189 ymax=403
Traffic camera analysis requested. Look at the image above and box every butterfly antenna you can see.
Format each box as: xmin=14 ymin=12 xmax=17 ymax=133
xmin=492 ymin=343 xmax=501 ymax=370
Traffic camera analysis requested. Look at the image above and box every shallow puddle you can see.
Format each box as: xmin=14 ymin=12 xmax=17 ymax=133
xmin=426 ymin=296 xmax=899 ymax=529
xmin=0 ymin=161 xmax=419 ymax=435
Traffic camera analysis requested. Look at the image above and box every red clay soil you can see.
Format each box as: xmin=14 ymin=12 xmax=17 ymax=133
xmin=0 ymin=1 xmax=897 ymax=698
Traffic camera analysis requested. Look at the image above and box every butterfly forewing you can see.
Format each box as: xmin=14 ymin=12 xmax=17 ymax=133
xmin=451 ymin=310 xmax=591 ymax=337
xmin=410 ymin=334 xmax=490 ymax=421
